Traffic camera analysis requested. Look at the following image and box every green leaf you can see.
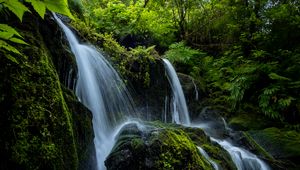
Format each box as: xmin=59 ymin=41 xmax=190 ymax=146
xmin=0 ymin=24 xmax=28 ymax=45
xmin=0 ymin=32 xmax=14 ymax=39
xmin=5 ymin=53 xmax=19 ymax=64
xmin=278 ymin=97 xmax=295 ymax=108
xmin=269 ymin=73 xmax=291 ymax=81
xmin=9 ymin=37 xmax=28 ymax=45
xmin=0 ymin=24 xmax=22 ymax=38
xmin=44 ymin=0 xmax=74 ymax=19
xmin=25 ymin=0 xmax=46 ymax=18
xmin=0 ymin=39 xmax=22 ymax=55
xmin=3 ymin=0 xmax=29 ymax=21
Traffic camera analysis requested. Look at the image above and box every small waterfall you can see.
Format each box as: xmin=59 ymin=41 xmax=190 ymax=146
xmin=163 ymin=59 xmax=270 ymax=170
xmin=211 ymin=138 xmax=270 ymax=170
xmin=197 ymin=146 xmax=220 ymax=170
xmin=192 ymin=78 xmax=199 ymax=101
xmin=162 ymin=58 xmax=190 ymax=125
xmin=221 ymin=117 xmax=232 ymax=132
xmin=53 ymin=14 xmax=136 ymax=170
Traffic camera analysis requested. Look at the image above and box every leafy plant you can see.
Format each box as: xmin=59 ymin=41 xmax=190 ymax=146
xmin=0 ymin=0 xmax=73 ymax=62
xmin=0 ymin=24 xmax=27 ymax=63
xmin=164 ymin=42 xmax=204 ymax=65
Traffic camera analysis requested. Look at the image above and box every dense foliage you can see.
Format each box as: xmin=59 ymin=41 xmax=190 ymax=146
xmin=0 ymin=0 xmax=300 ymax=169
xmin=72 ymin=0 xmax=300 ymax=128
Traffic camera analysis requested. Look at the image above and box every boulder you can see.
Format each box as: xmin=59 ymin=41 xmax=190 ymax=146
xmin=105 ymin=122 xmax=235 ymax=170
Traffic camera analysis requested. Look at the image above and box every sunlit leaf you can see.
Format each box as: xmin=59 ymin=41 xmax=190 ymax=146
xmin=25 ymin=0 xmax=46 ymax=18
xmin=3 ymin=0 xmax=29 ymax=21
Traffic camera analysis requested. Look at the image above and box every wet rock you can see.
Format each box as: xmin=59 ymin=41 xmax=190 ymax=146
xmin=105 ymin=122 xmax=236 ymax=170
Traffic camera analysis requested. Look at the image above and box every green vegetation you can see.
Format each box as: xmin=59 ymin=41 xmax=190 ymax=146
xmin=0 ymin=1 xmax=93 ymax=169
xmin=74 ymin=0 xmax=300 ymax=127
xmin=1 ymin=0 xmax=300 ymax=169
xmin=0 ymin=0 xmax=73 ymax=63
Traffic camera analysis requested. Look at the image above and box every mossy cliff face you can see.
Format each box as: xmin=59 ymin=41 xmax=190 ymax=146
xmin=105 ymin=122 xmax=235 ymax=170
xmin=0 ymin=14 xmax=94 ymax=169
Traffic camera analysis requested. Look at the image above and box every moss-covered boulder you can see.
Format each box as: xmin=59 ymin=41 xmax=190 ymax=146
xmin=105 ymin=122 xmax=236 ymax=170
xmin=0 ymin=13 xmax=94 ymax=169
xmin=248 ymin=127 xmax=300 ymax=169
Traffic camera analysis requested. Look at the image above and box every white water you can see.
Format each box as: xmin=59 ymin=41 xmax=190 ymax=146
xmin=163 ymin=59 xmax=270 ymax=170
xmin=222 ymin=117 xmax=232 ymax=132
xmin=192 ymin=78 xmax=199 ymax=100
xmin=162 ymin=59 xmax=190 ymax=125
xmin=54 ymin=12 xmax=271 ymax=170
xmin=211 ymin=138 xmax=270 ymax=170
xmin=197 ymin=146 xmax=220 ymax=170
xmin=53 ymin=14 xmax=136 ymax=170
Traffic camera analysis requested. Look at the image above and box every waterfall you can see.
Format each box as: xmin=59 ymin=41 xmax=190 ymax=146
xmin=53 ymin=14 xmax=136 ymax=170
xmin=163 ymin=59 xmax=270 ymax=170
xmin=211 ymin=138 xmax=270 ymax=170
xmin=192 ymin=78 xmax=199 ymax=101
xmin=54 ymin=12 xmax=271 ymax=170
xmin=162 ymin=58 xmax=190 ymax=125
xmin=197 ymin=146 xmax=220 ymax=170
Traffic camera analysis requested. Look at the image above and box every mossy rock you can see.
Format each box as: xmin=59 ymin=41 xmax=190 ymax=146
xmin=249 ymin=127 xmax=300 ymax=169
xmin=105 ymin=122 xmax=213 ymax=170
xmin=0 ymin=13 xmax=94 ymax=169
xmin=105 ymin=121 xmax=237 ymax=170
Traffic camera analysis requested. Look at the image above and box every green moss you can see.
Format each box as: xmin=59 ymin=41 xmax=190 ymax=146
xmin=131 ymin=138 xmax=144 ymax=150
xmin=0 ymin=15 xmax=93 ymax=169
xmin=201 ymin=144 xmax=236 ymax=170
xmin=249 ymin=128 xmax=300 ymax=158
xmin=155 ymin=129 xmax=212 ymax=170
xmin=249 ymin=127 xmax=300 ymax=169
xmin=106 ymin=122 xmax=214 ymax=170
xmin=229 ymin=113 xmax=275 ymax=130
xmin=243 ymin=132 xmax=274 ymax=160
xmin=8 ymin=30 xmax=78 ymax=169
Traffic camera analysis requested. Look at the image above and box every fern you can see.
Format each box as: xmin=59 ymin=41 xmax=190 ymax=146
xmin=1 ymin=0 xmax=29 ymax=21
xmin=229 ymin=76 xmax=250 ymax=110
xmin=0 ymin=24 xmax=28 ymax=63
xmin=25 ymin=0 xmax=46 ymax=18
xmin=0 ymin=0 xmax=74 ymax=62
xmin=278 ymin=97 xmax=295 ymax=109
xmin=269 ymin=73 xmax=291 ymax=81
xmin=164 ymin=41 xmax=202 ymax=64
xmin=258 ymin=85 xmax=294 ymax=120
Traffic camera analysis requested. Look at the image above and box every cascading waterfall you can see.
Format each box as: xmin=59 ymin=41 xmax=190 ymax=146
xmin=53 ymin=14 xmax=136 ymax=170
xmin=211 ymin=138 xmax=270 ymax=170
xmin=54 ymin=11 xmax=271 ymax=170
xmin=162 ymin=59 xmax=270 ymax=170
xmin=162 ymin=58 xmax=190 ymax=125
xmin=197 ymin=146 xmax=219 ymax=170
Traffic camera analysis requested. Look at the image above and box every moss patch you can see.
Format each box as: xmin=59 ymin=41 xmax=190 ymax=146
xmin=0 ymin=14 xmax=93 ymax=169
xmin=229 ymin=113 xmax=276 ymax=131
xmin=105 ymin=122 xmax=213 ymax=170
xmin=249 ymin=127 xmax=300 ymax=169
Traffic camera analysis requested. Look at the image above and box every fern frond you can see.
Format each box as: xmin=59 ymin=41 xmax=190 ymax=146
xmin=278 ymin=97 xmax=295 ymax=109
xmin=269 ymin=73 xmax=291 ymax=81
